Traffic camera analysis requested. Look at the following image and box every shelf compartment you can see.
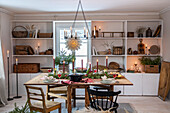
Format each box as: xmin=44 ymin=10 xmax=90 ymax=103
xmin=13 ymin=55 xmax=53 ymax=57
xmin=12 ymin=38 xmax=53 ymax=40
xmin=91 ymin=55 xmax=125 ymax=57
xmin=91 ymin=37 xmax=125 ymax=40
xmin=127 ymin=37 xmax=162 ymax=40
xmin=127 ymin=55 xmax=160 ymax=57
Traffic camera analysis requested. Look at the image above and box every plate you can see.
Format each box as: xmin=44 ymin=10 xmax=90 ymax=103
xmin=100 ymin=80 xmax=116 ymax=84
xmin=43 ymin=80 xmax=58 ymax=83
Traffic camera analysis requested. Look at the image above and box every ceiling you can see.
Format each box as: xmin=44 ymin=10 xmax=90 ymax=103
xmin=0 ymin=0 xmax=170 ymax=14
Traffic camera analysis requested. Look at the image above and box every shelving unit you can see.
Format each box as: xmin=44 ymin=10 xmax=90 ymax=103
xmin=11 ymin=20 xmax=54 ymax=72
xmin=91 ymin=19 xmax=163 ymax=72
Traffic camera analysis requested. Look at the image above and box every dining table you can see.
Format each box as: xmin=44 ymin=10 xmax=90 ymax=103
xmin=24 ymin=73 xmax=133 ymax=113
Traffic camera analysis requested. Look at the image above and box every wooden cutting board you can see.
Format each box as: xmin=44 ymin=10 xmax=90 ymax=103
xmin=158 ymin=61 xmax=170 ymax=101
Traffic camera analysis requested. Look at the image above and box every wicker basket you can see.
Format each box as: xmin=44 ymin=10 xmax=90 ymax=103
xmin=97 ymin=51 xmax=107 ymax=55
xmin=13 ymin=63 xmax=40 ymax=73
xmin=12 ymin=26 xmax=28 ymax=38
xmin=113 ymin=46 xmax=123 ymax=55
xmin=145 ymin=65 xmax=159 ymax=73
xmin=38 ymin=33 xmax=53 ymax=38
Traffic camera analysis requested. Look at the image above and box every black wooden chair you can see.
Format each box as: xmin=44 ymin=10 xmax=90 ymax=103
xmin=87 ymin=88 xmax=121 ymax=113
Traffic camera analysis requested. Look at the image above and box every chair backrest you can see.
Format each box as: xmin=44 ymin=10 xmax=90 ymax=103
xmin=25 ymin=85 xmax=46 ymax=109
xmin=87 ymin=88 xmax=121 ymax=111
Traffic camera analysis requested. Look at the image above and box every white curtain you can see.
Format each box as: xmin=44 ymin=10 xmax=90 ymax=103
xmin=0 ymin=14 xmax=8 ymax=106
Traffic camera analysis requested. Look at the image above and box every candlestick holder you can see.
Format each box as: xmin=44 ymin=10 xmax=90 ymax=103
xmin=7 ymin=57 xmax=13 ymax=101
xmin=13 ymin=63 xmax=22 ymax=99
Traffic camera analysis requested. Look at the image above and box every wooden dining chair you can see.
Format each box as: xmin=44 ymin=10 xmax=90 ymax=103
xmin=87 ymin=88 xmax=121 ymax=113
xmin=25 ymin=85 xmax=61 ymax=113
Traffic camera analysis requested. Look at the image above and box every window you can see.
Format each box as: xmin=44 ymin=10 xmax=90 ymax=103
xmin=55 ymin=21 xmax=91 ymax=69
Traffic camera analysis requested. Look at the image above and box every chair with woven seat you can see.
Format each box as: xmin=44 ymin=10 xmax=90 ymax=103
xmin=25 ymin=85 xmax=61 ymax=113
xmin=87 ymin=88 xmax=121 ymax=113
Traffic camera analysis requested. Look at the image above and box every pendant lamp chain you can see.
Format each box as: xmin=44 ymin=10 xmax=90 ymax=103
xmin=72 ymin=0 xmax=91 ymax=37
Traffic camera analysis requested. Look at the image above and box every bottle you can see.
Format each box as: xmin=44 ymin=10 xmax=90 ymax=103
xmin=146 ymin=27 xmax=152 ymax=37
xmin=138 ymin=39 xmax=145 ymax=54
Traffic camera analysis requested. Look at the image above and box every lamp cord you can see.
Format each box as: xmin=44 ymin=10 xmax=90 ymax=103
xmin=72 ymin=0 xmax=91 ymax=37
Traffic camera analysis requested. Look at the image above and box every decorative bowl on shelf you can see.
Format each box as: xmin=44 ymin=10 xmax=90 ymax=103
xmin=76 ymin=67 xmax=87 ymax=73
xmin=68 ymin=73 xmax=84 ymax=82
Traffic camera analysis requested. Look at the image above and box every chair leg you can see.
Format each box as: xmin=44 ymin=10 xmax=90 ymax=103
xmin=65 ymin=100 xmax=67 ymax=108
xmin=59 ymin=106 xmax=61 ymax=113
xmin=115 ymin=110 xmax=117 ymax=113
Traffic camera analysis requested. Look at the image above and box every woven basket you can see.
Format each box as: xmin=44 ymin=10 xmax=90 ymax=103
xmin=12 ymin=26 xmax=28 ymax=38
xmin=38 ymin=33 xmax=53 ymax=38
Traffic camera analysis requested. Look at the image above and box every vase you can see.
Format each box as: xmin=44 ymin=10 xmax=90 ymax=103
xmin=146 ymin=27 xmax=152 ymax=37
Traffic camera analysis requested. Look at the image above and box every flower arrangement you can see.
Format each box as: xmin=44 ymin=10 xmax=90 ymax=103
xmin=55 ymin=50 xmax=75 ymax=65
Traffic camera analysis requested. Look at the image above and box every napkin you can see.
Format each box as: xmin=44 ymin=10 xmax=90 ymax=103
xmin=61 ymin=80 xmax=73 ymax=84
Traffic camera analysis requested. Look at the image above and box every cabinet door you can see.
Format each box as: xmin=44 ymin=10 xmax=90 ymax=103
xmin=142 ymin=74 xmax=160 ymax=95
xmin=124 ymin=73 xmax=142 ymax=95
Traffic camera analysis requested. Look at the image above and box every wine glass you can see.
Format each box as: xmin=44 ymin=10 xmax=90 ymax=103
xmin=48 ymin=69 xmax=51 ymax=73
xmin=58 ymin=74 xmax=62 ymax=83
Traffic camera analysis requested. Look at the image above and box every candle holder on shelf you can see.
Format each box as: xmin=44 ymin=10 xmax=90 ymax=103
xmin=134 ymin=62 xmax=139 ymax=73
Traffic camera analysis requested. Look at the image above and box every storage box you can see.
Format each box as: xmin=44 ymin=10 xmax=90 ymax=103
xmin=13 ymin=63 xmax=40 ymax=73
xmin=145 ymin=65 xmax=159 ymax=73
xmin=38 ymin=33 xmax=53 ymax=38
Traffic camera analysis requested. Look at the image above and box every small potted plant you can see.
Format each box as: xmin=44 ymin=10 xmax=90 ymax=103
xmin=136 ymin=27 xmax=146 ymax=37
xmin=139 ymin=56 xmax=161 ymax=73
xmin=55 ymin=50 xmax=75 ymax=72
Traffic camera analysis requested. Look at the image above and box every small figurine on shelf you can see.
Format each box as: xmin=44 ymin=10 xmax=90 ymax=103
xmin=128 ymin=48 xmax=133 ymax=55
xmin=138 ymin=39 xmax=145 ymax=54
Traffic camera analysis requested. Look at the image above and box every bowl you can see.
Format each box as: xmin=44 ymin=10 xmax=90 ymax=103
xmin=68 ymin=73 xmax=84 ymax=82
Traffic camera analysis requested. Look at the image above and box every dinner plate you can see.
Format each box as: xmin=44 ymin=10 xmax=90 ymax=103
xmin=43 ymin=80 xmax=58 ymax=83
xmin=100 ymin=80 xmax=116 ymax=84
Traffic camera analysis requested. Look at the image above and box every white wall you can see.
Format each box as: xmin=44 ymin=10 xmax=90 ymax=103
xmin=160 ymin=10 xmax=170 ymax=99
xmin=0 ymin=10 xmax=13 ymax=95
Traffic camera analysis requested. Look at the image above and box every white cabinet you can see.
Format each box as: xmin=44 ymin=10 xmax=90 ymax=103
xmin=124 ymin=73 xmax=143 ymax=95
xmin=10 ymin=73 xmax=31 ymax=96
xmin=114 ymin=86 xmax=124 ymax=95
xmin=142 ymin=74 xmax=160 ymax=95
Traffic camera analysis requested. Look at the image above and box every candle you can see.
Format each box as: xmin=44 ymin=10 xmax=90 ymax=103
xmin=70 ymin=27 xmax=72 ymax=36
xmin=66 ymin=31 xmax=67 ymax=37
xmin=72 ymin=59 xmax=74 ymax=73
xmin=53 ymin=56 xmax=55 ymax=69
xmin=99 ymin=26 xmax=101 ymax=31
xmin=7 ymin=50 xmax=9 ymax=58
xmin=35 ymin=47 xmax=38 ymax=54
xmin=86 ymin=31 xmax=88 ymax=38
xmin=64 ymin=29 xmax=65 ymax=37
xmin=84 ymin=27 xmax=86 ymax=37
xmin=145 ymin=44 xmax=147 ymax=48
xmin=97 ymin=59 xmax=98 ymax=72
xmin=145 ymin=44 xmax=148 ymax=55
xmin=94 ymin=26 xmax=96 ymax=37
xmin=81 ymin=59 xmax=83 ymax=71
xmin=38 ymin=43 xmax=40 ymax=47
xmin=63 ymin=60 xmax=65 ymax=73
xmin=75 ymin=31 xmax=77 ymax=38
xmin=106 ymin=56 xmax=108 ymax=68
xmin=16 ymin=58 xmax=18 ymax=65
xmin=89 ymin=62 xmax=91 ymax=71
xmin=135 ymin=61 xmax=137 ymax=65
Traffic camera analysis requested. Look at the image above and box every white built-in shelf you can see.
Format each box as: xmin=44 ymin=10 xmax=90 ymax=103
xmin=91 ymin=55 xmax=125 ymax=57
xmin=127 ymin=37 xmax=162 ymax=40
xmin=127 ymin=55 xmax=160 ymax=57
xmin=13 ymin=55 xmax=53 ymax=57
xmin=12 ymin=38 xmax=53 ymax=40
xmin=91 ymin=37 xmax=125 ymax=40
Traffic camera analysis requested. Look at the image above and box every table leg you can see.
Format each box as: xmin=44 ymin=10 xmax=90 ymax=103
xmin=109 ymin=85 xmax=114 ymax=101
xmin=67 ymin=85 xmax=72 ymax=113
xmin=85 ymin=86 xmax=90 ymax=108
xmin=72 ymin=88 xmax=76 ymax=107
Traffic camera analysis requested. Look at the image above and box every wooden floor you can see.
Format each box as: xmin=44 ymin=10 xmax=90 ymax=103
xmin=0 ymin=96 xmax=170 ymax=113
